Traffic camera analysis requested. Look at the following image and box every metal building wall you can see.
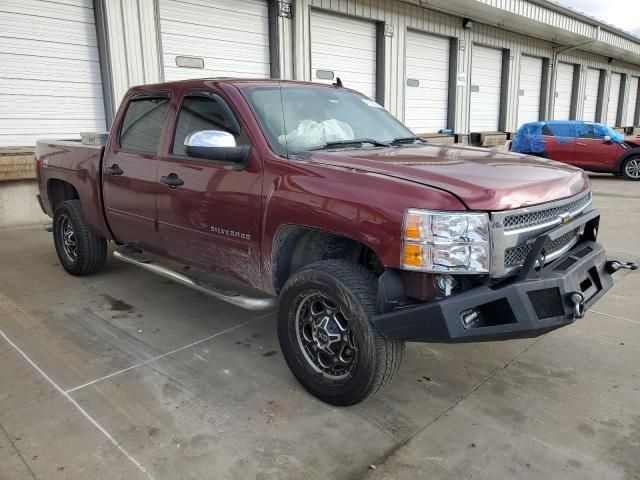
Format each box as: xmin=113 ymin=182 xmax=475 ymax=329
xmin=556 ymin=49 xmax=640 ymax=126
xmin=95 ymin=0 xmax=162 ymax=122
xmin=92 ymin=0 xmax=640 ymax=134
xmin=292 ymin=0 xmax=565 ymax=133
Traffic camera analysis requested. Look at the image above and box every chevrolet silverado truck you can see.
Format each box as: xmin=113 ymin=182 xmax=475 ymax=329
xmin=36 ymin=79 xmax=636 ymax=406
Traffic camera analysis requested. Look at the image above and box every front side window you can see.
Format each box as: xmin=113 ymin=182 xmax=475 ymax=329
xmin=576 ymin=124 xmax=594 ymax=138
xmin=245 ymin=86 xmax=416 ymax=154
xmin=119 ymin=96 xmax=170 ymax=153
xmin=172 ymin=94 xmax=247 ymax=156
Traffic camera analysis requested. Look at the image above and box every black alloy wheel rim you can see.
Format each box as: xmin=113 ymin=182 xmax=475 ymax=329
xmin=294 ymin=291 xmax=358 ymax=380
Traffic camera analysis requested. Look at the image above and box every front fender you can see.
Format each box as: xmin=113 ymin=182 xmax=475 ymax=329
xmin=260 ymin=165 xmax=466 ymax=290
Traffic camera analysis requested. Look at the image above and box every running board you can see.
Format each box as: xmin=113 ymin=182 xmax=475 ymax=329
xmin=113 ymin=248 xmax=276 ymax=311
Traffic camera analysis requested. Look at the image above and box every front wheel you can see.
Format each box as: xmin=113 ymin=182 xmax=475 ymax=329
xmin=277 ymin=260 xmax=405 ymax=406
xmin=621 ymin=156 xmax=640 ymax=180
xmin=53 ymin=200 xmax=107 ymax=276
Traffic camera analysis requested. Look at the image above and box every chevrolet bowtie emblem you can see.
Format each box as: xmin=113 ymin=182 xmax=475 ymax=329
xmin=560 ymin=214 xmax=570 ymax=224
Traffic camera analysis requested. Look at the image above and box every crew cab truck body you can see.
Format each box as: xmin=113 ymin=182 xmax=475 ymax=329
xmin=36 ymin=79 xmax=635 ymax=405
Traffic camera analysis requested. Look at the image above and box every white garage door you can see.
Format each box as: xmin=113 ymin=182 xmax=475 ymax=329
xmin=626 ymin=76 xmax=639 ymax=126
xmin=404 ymin=31 xmax=450 ymax=134
xmin=310 ymin=11 xmax=377 ymax=100
xmin=517 ymin=56 xmax=543 ymax=128
xmin=606 ymin=72 xmax=622 ymax=126
xmin=470 ymin=45 xmax=503 ymax=132
xmin=159 ymin=0 xmax=270 ymax=81
xmin=554 ymin=62 xmax=574 ymax=120
xmin=0 ymin=0 xmax=105 ymax=147
xmin=583 ymin=68 xmax=601 ymax=122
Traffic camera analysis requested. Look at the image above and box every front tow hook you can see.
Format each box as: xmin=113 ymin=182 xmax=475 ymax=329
xmin=605 ymin=260 xmax=638 ymax=274
xmin=569 ymin=292 xmax=585 ymax=319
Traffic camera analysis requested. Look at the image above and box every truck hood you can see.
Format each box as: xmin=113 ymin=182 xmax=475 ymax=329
xmin=305 ymin=144 xmax=590 ymax=211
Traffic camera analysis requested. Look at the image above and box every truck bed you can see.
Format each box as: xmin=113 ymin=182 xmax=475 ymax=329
xmin=36 ymin=139 xmax=111 ymax=238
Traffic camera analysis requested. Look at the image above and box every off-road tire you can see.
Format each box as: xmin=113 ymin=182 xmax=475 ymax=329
xmin=277 ymin=259 xmax=405 ymax=406
xmin=53 ymin=200 xmax=107 ymax=276
xmin=621 ymin=156 xmax=640 ymax=180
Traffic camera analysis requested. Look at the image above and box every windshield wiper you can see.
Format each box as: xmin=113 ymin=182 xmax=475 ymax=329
xmin=307 ymin=138 xmax=391 ymax=150
xmin=390 ymin=136 xmax=423 ymax=145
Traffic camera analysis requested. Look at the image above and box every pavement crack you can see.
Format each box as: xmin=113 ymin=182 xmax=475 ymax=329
xmin=361 ymin=335 xmax=548 ymax=477
xmin=592 ymin=192 xmax=640 ymax=200
xmin=0 ymin=420 xmax=38 ymax=480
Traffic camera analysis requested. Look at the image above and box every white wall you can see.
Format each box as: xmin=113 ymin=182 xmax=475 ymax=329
xmin=0 ymin=181 xmax=49 ymax=228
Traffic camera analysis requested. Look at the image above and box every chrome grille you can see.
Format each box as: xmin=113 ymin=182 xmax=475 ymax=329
xmin=503 ymin=192 xmax=592 ymax=232
xmin=490 ymin=190 xmax=593 ymax=278
xmin=504 ymin=228 xmax=580 ymax=267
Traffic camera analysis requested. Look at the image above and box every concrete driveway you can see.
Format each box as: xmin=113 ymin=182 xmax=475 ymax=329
xmin=1 ymin=175 xmax=638 ymax=480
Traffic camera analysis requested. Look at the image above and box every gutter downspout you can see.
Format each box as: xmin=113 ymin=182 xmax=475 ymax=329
xmin=548 ymin=26 xmax=601 ymax=119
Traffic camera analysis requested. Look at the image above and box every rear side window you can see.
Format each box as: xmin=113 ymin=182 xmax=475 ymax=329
xmin=119 ymin=96 xmax=170 ymax=153
xmin=546 ymin=123 xmax=574 ymax=138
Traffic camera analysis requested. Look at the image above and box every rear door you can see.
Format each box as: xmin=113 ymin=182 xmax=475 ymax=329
xmin=574 ymin=124 xmax=621 ymax=170
xmin=542 ymin=123 xmax=576 ymax=164
xmin=102 ymin=93 xmax=170 ymax=252
xmin=156 ymin=89 xmax=263 ymax=285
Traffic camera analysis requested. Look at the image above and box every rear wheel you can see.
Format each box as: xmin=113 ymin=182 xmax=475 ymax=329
xmin=621 ymin=156 xmax=640 ymax=180
xmin=53 ymin=200 xmax=107 ymax=275
xmin=277 ymin=260 xmax=404 ymax=406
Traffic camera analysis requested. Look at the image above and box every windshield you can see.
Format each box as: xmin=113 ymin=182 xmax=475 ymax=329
xmin=244 ymin=86 xmax=416 ymax=155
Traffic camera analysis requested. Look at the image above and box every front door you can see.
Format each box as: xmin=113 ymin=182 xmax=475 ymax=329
xmin=102 ymin=93 xmax=170 ymax=253
xmin=156 ymin=91 xmax=263 ymax=285
xmin=574 ymin=124 xmax=621 ymax=170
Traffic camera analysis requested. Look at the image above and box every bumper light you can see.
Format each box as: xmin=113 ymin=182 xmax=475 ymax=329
xmin=461 ymin=308 xmax=481 ymax=329
xmin=402 ymin=210 xmax=490 ymax=273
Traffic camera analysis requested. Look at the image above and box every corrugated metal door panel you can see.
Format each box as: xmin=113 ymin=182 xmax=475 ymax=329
xmin=517 ymin=55 xmax=543 ymax=128
xmin=606 ymin=72 xmax=622 ymax=126
xmin=554 ymin=62 xmax=574 ymax=120
xmin=159 ymin=0 xmax=270 ymax=81
xmin=0 ymin=0 xmax=105 ymax=147
xmin=310 ymin=10 xmax=377 ymax=100
xmin=583 ymin=68 xmax=600 ymax=122
xmin=404 ymin=31 xmax=450 ymax=134
xmin=626 ymin=76 xmax=639 ymax=126
xmin=470 ymin=45 xmax=503 ymax=132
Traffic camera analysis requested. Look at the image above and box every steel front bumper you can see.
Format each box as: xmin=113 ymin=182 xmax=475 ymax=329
xmin=372 ymin=239 xmax=618 ymax=343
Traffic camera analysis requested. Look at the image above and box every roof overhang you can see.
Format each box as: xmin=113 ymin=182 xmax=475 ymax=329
xmin=403 ymin=0 xmax=640 ymax=66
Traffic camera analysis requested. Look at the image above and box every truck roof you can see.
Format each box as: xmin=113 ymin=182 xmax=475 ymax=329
xmin=128 ymin=78 xmax=340 ymax=93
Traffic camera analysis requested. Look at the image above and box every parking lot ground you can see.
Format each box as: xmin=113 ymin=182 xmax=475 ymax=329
xmin=1 ymin=174 xmax=639 ymax=480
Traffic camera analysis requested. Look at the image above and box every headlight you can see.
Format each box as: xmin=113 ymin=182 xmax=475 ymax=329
xmin=402 ymin=209 xmax=490 ymax=273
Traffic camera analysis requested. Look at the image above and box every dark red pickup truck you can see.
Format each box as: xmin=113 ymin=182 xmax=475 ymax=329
xmin=36 ymin=79 xmax=635 ymax=405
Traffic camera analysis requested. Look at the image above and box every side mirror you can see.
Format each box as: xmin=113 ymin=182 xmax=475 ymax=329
xmin=603 ymin=135 xmax=612 ymax=144
xmin=184 ymin=130 xmax=250 ymax=168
